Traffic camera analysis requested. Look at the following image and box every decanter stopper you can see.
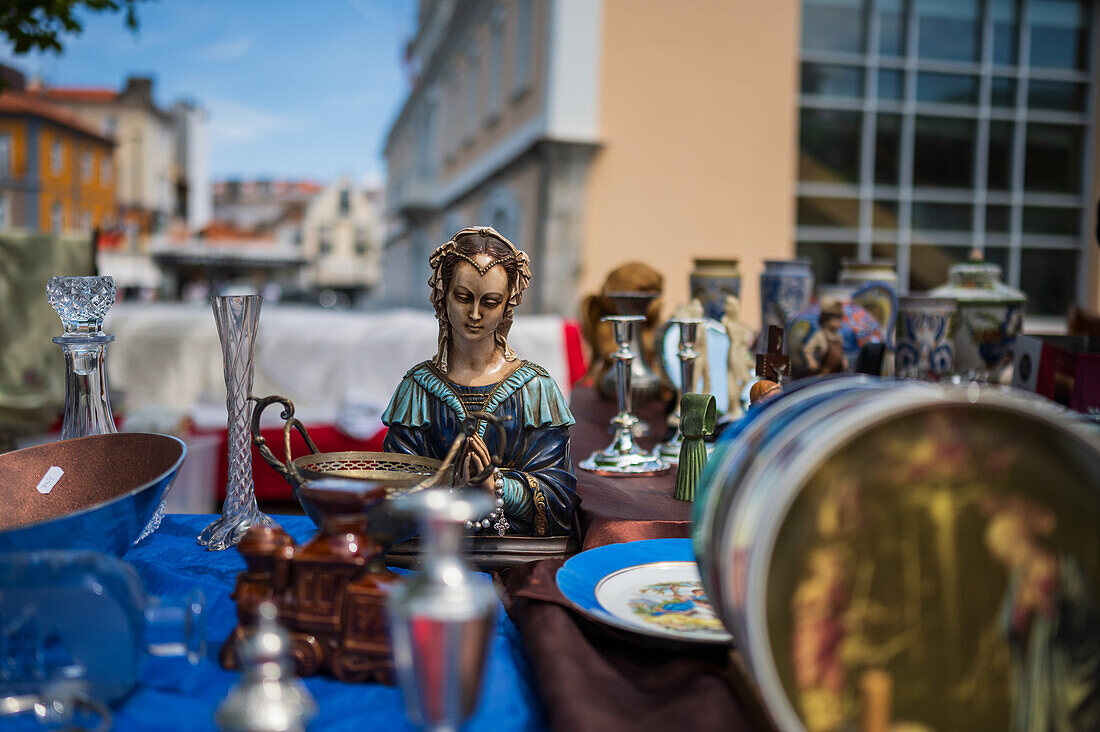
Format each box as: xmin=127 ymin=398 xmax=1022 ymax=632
xmin=388 ymin=489 xmax=498 ymax=731
xmin=47 ymin=275 xmax=116 ymax=337
xmin=46 ymin=276 xmax=117 ymax=441
xmin=215 ymin=601 xmax=316 ymax=732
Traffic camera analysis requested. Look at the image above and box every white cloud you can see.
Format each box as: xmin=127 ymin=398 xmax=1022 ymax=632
xmin=205 ymin=95 xmax=298 ymax=146
xmin=203 ymin=36 xmax=253 ymax=61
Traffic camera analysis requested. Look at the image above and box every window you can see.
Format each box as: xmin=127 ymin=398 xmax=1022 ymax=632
xmin=991 ymin=0 xmax=1019 ymax=65
xmin=0 ymin=134 xmax=9 ymax=177
xmin=102 ymin=117 xmax=117 ymax=136
xmin=50 ymin=201 xmax=63 ymax=233
xmin=339 ymin=188 xmax=351 ymax=216
xmin=0 ymin=193 xmax=9 ymax=230
xmin=801 ymin=64 xmax=863 ymax=97
xmin=80 ymin=210 xmax=92 ymax=233
xmin=1029 ymin=0 xmax=1090 ymax=70
xmin=319 ymin=227 xmax=333 ymax=255
xmin=487 ymin=5 xmax=505 ymax=119
xmin=354 ymin=230 xmax=369 ymax=256
xmin=799 ymin=108 xmax=861 ymax=184
xmin=916 ymin=0 xmax=981 ymax=62
xmin=912 ymin=117 xmax=974 ymax=189
xmin=796 ymin=0 xmax=1094 ymax=314
xmin=50 ymin=139 xmax=64 ymax=174
xmin=81 ymin=152 xmax=93 ymax=183
xmin=802 ymin=0 xmax=865 ymax=53
xmin=513 ymin=0 xmax=533 ymax=96
xmin=100 ymin=157 xmax=112 ymax=184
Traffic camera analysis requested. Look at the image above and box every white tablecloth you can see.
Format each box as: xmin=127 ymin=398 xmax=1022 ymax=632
xmin=105 ymin=303 xmax=572 ymax=432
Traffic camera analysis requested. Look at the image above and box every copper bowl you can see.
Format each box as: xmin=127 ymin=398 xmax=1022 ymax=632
xmin=0 ymin=432 xmax=186 ymax=555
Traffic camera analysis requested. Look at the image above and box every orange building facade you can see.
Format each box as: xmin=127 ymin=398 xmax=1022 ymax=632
xmin=0 ymin=91 xmax=115 ymax=236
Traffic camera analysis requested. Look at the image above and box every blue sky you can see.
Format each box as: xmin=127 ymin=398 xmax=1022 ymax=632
xmin=0 ymin=0 xmax=417 ymax=185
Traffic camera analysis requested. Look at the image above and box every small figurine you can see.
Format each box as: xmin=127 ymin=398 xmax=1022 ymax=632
xmin=721 ymin=295 xmax=753 ymax=419
xmin=382 ymin=227 xmax=578 ymax=537
xmin=802 ymin=300 xmax=848 ymax=376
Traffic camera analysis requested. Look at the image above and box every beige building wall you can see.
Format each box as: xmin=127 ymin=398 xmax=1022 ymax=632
xmin=582 ymin=0 xmax=801 ymax=328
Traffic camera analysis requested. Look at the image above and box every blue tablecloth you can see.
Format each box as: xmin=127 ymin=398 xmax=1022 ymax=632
xmin=109 ymin=514 xmax=545 ymax=731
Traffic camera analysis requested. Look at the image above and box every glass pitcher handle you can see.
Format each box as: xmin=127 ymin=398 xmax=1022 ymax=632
xmin=144 ymin=589 xmax=207 ymax=663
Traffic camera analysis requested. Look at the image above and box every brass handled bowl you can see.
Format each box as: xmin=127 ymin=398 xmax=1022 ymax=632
xmin=250 ymin=395 xmax=504 ymax=548
xmin=0 ymin=432 xmax=186 ymax=555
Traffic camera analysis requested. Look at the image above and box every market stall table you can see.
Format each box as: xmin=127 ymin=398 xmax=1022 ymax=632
xmin=495 ymin=385 xmax=775 ymax=732
xmin=104 ymin=514 xmax=546 ymax=732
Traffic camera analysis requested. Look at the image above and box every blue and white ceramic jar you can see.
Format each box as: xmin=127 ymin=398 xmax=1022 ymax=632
xmin=759 ymin=259 xmax=813 ymax=351
xmin=930 ymin=260 xmax=1026 ymax=376
xmin=896 ymin=295 xmax=958 ymax=379
xmin=690 ymin=258 xmax=742 ymax=322
xmin=838 ymin=259 xmax=899 ymax=291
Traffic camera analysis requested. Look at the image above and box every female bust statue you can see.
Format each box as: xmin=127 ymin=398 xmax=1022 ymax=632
xmin=381 ymin=227 xmax=578 ymax=537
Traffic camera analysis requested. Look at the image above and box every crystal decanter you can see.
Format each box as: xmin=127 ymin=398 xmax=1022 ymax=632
xmin=46 ymin=275 xmax=118 ymax=440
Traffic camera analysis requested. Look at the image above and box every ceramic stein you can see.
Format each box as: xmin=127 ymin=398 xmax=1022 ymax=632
xmin=758 ymin=260 xmax=814 ymax=352
xmin=690 ymin=258 xmax=741 ymax=322
xmin=895 ymin=296 xmax=958 ymax=379
xmin=930 ymin=260 xmax=1026 ymax=376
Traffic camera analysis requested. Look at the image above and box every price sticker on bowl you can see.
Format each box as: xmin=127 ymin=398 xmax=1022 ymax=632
xmin=35 ymin=466 xmax=64 ymax=494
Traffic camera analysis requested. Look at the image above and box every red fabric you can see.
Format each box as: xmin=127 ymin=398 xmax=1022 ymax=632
xmin=201 ymin=424 xmax=388 ymax=501
xmin=562 ymin=318 xmax=588 ymax=387
xmin=203 ymin=320 xmax=582 ymax=501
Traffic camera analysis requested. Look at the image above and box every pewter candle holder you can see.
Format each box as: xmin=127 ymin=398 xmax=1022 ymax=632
xmin=655 ymin=316 xmax=706 ymax=464
xmin=47 ymin=276 xmax=118 ymax=440
xmin=579 ymin=315 xmax=671 ymax=476
xmin=198 ymin=295 xmax=274 ymax=551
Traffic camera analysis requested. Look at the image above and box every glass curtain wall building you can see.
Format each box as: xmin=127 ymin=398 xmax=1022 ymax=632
xmin=797 ymin=0 xmax=1097 ymax=316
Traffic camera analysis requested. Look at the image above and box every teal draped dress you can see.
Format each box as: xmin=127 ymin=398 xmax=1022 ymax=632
xmin=381 ymin=360 xmax=578 ymax=537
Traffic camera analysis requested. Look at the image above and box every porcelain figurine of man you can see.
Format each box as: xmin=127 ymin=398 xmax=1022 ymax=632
xmin=803 ymin=300 xmax=848 ymax=376
xmin=721 ymin=295 xmax=753 ymax=419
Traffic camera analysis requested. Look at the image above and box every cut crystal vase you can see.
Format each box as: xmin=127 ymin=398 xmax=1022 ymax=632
xmin=198 ymin=296 xmax=273 ymax=551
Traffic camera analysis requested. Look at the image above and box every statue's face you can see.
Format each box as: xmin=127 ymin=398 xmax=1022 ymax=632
xmin=447 ymin=255 xmax=508 ymax=349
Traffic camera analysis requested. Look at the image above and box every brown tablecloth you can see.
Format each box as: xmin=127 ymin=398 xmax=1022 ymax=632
xmin=567 ymin=385 xmax=692 ymax=549
xmin=497 ymin=385 xmax=775 ymax=732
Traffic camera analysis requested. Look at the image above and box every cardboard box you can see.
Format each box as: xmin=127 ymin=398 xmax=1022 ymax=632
xmin=1012 ymin=334 xmax=1100 ymax=413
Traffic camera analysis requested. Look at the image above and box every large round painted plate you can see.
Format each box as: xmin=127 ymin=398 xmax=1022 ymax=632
xmin=556 ymin=538 xmax=733 ymax=645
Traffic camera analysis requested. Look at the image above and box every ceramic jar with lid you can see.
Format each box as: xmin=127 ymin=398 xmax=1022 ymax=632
xmin=838 ymin=259 xmax=900 ymax=290
xmin=759 ymin=259 xmax=814 ymax=352
xmin=689 ymin=258 xmax=742 ymax=322
xmin=929 ymin=258 xmax=1026 ymax=375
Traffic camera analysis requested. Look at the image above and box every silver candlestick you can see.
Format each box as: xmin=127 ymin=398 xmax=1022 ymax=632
xmin=654 ymin=316 xmax=706 ymax=464
xmin=198 ymin=295 xmax=274 ymax=551
xmin=47 ymin=276 xmax=118 ymax=440
xmin=580 ymin=316 xmax=671 ymax=476
xmin=388 ymin=489 xmax=497 ymax=732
